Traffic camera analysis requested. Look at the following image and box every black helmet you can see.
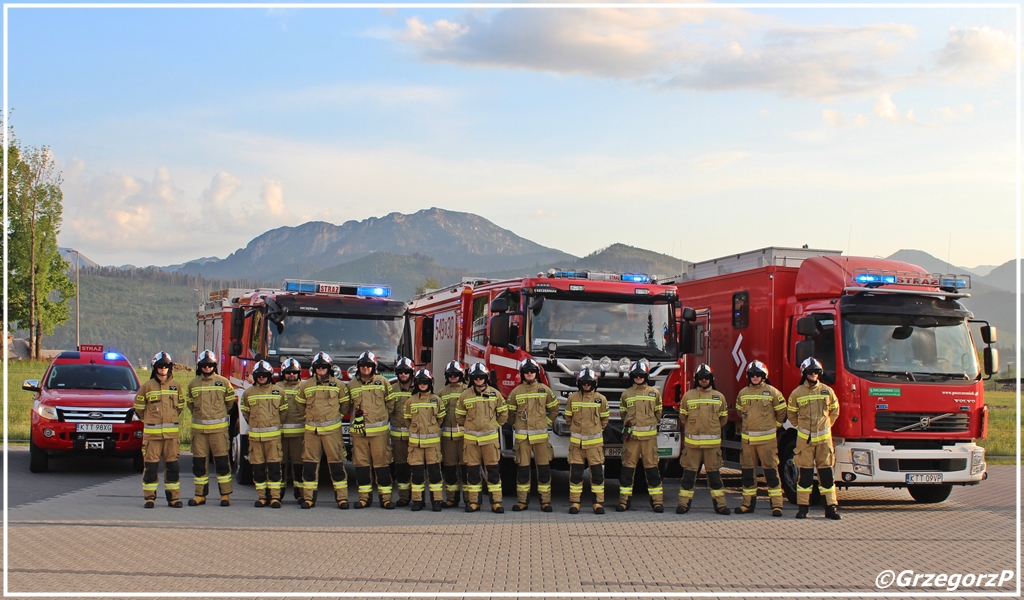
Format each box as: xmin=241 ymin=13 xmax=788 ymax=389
xmin=519 ymin=358 xmax=540 ymax=378
xmin=577 ymin=367 xmax=598 ymax=390
xmin=197 ymin=350 xmax=217 ymax=372
xmin=746 ymin=360 xmax=768 ymax=381
xmin=628 ymin=360 xmax=650 ymax=383
xmin=801 ymin=357 xmax=823 ymax=375
xmin=311 ymin=351 xmax=334 ymax=370
xmin=395 ymin=357 xmax=415 ymax=376
xmin=444 ymin=360 xmax=465 ymax=382
xmin=414 ymin=368 xmax=434 ymax=391
xmin=281 ymin=358 xmax=302 ymax=375
xmin=252 ymin=360 xmax=274 ymax=381
xmin=356 ymin=351 xmax=378 ymax=372
xmin=152 ymin=351 xmax=174 ymax=368
xmin=467 ymin=362 xmax=489 ymax=382
xmin=694 ymin=363 xmax=715 ymax=389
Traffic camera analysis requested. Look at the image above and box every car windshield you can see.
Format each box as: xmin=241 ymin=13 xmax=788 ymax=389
xmin=842 ymin=313 xmax=979 ymax=378
xmin=45 ymin=364 xmax=139 ymax=391
xmin=266 ymin=315 xmax=404 ymax=364
xmin=529 ymin=297 xmax=674 ymax=358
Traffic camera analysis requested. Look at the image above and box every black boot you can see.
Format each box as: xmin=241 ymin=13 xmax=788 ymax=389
xmin=796 ymin=505 xmax=809 ymax=519
xmin=825 ymin=504 xmax=842 ymax=520
xmin=432 ymin=499 xmax=443 ymax=512
xmin=411 ymin=500 xmax=424 ymax=512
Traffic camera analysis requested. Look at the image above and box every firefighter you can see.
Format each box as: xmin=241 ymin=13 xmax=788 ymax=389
xmin=387 ymin=357 xmax=416 ymax=507
xmin=185 ymin=350 xmax=235 ymax=507
xmin=456 ymin=362 xmax=507 ymax=513
xmin=735 ymin=360 xmax=787 ymax=517
xmin=618 ymin=361 xmax=664 ymax=513
xmin=241 ymin=361 xmax=288 ymax=508
xmin=788 ymin=357 xmax=841 ymax=520
xmin=297 ymin=352 xmax=351 ymax=509
xmin=437 ymin=361 xmax=467 ymax=508
xmin=565 ymin=367 xmax=610 ymax=514
xmin=507 ymin=358 xmax=559 ymax=512
xmin=277 ymin=358 xmax=305 ymax=501
xmin=676 ymin=364 xmax=730 ymax=515
xmin=404 ymin=369 xmax=445 ymax=511
xmin=347 ymin=351 xmax=396 ymax=509
xmin=134 ymin=352 xmax=186 ymax=508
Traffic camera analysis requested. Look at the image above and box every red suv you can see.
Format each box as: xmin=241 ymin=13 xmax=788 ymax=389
xmin=24 ymin=346 xmax=144 ymax=473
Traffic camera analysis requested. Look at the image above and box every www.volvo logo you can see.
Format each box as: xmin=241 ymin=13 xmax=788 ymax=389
xmin=88 ymin=412 xmax=103 ymax=419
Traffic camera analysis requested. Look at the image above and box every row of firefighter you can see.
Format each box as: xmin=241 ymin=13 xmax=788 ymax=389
xmin=138 ymin=347 xmax=841 ymax=520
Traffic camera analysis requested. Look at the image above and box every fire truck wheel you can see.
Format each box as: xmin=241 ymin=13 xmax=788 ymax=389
xmin=132 ymin=451 xmax=145 ymax=473
xmin=234 ymin=435 xmax=253 ymax=485
xmin=29 ymin=438 xmax=48 ymax=473
xmin=908 ymin=484 xmax=952 ymax=504
xmin=778 ymin=436 xmax=798 ymax=505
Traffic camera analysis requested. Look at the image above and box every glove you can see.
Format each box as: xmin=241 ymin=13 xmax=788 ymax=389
xmin=351 ymin=408 xmax=366 ymax=436
xmin=621 ymin=420 xmax=633 ymax=442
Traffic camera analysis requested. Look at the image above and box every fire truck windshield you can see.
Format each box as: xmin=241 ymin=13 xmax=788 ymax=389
xmin=528 ymin=296 xmax=674 ymax=359
xmin=266 ymin=315 xmax=404 ymax=365
xmin=842 ymin=314 xmax=979 ymax=381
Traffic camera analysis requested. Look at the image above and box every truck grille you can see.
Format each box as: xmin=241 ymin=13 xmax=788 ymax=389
xmin=56 ymin=406 xmax=133 ymax=424
xmin=878 ymin=458 xmax=968 ymax=472
xmin=874 ymin=412 xmax=969 ymax=433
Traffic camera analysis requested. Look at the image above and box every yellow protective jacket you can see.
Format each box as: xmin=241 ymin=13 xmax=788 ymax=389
xmin=347 ymin=374 xmax=394 ymax=437
xmin=134 ymin=377 xmax=186 ymax=439
xmin=297 ymin=376 xmax=350 ymax=435
xmin=736 ymin=382 xmax=787 ymax=445
xmin=403 ymin=391 xmax=445 ymax=448
xmin=680 ymin=387 xmax=728 ymax=447
xmin=455 ymin=385 xmax=508 ymax=446
xmin=438 ymin=382 xmax=467 ymax=440
xmin=186 ymin=373 xmax=235 ymax=434
xmin=787 ymin=381 xmax=840 ymax=444
xmin=620 ymin=383 xmax=663 ymax=439
xmin=241 ymin=382 xmax=288 ymax=440
xmin=277 ymin=379 xmax=305 ymax=438
xmin=387 ymin=379 xmax=415 ymax=441
xmin=564 ymin=390 xmax=609 ymax=447
xmin=507 ymin=381 xmax=558 ymax=443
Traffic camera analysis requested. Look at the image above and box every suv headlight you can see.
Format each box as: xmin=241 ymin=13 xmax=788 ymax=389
xmin=851 ymin=449 xmax=873 ymax=475
xmin=971 ymin=448 xmax=986 ymax=475
xmin=37 ymin=405 xmax=59 ymax=421
xmin=659 ymin=416 xmax=679 ymax=433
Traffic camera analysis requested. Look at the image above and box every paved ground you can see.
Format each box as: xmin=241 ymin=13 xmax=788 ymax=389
xmin=3 ymin=447 xmax=1018 ymax=598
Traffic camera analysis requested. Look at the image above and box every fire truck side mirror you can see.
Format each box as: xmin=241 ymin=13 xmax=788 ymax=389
xmin=490 ymin=297 xmax=509 ymax=314
xmin=981 ymin=325 xmax=997 ymax=345
xmin=795 ymin=340 xmax=815 ymax=366
xmin=984 ymin=347 xmax=999 ymax=377
xmin=796 ymin=317 xmax=818 ymax=337
xmin=420 ymin=349 xmax=432 ymax=364
xmin=680 ymin=307 xmax=697 ymax=322
xmin=228 ymin=341 xmax=242 ymax=357
xmin=421 ymin=319 xmax=434 ymax=348
xmin=489 ymin=313 xmax=511 ymax=347
xmin=679 ymin=323 xmax=696 ymax=355
xmin=230 ymin=307 xmax=245 ymax=340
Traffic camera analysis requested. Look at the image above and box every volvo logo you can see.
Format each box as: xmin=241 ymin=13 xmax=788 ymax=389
xmin=88 ymin=412 xmax=103 ymax=420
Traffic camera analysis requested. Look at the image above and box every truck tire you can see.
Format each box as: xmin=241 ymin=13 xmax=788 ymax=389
xmin=235 ymin=435 xmax=253 ymax=485
xmin=29 ymin=438 xmax=48 ymax=473
xmin=778 ymin=435 xmax=798 ymax=505
xmin=908 ymin=484 xmax=953 ymax=504
xmin=132 ymin=451 xmax=145 ymax=473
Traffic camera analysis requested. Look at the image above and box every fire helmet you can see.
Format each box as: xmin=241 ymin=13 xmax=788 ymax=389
xmin=197 ymin=350 xmax=217 ymax=371
xmin=800 ymin=357 xmax=823 ymax=375
xmin=746 ymin=360 xmax=768 ymax=381
xmin=281 ymin=358 xmax=302 ymax=375
xmin=414 ymin=368 xmax=434 ymax=391
xmin=629 ymin=360 xmax=650 ymax=383
xmin=356 ymin=351 xmax=378 ymax=372
xmin=152 ymin=352 xmax=174 ymax=368
xmin=519 ymin=358 xmax=540 ymax=378
xmin=311 ymin=352 xmax=334 ymax=370
xmin=467 ymin=362 xmax=489 ymax=382
xmin=395 ymin=357 xmax=415 ymax=376
xmin=252 ymin=360 xmax=274 ymax=381
xmin=577 ymin=367 xmax=598 ymax=390
xmin=694 ymin=363 xmax=715 ymax=389
xmin=444 ymin=360 xmax=465 ymax=381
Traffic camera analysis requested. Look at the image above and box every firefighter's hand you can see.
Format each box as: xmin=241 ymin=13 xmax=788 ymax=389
xmin=351 ymin=409 xmax=366 ymax=436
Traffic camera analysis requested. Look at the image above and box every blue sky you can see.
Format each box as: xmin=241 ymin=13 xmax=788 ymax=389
xmin=6 ymin=3 xmax=1019 ymax=269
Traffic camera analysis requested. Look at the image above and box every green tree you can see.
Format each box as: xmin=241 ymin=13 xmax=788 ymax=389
xmin=415 ymin=276 xmax=441 ymax=297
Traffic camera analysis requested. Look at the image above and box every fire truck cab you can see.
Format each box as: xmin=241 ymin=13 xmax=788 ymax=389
xmin=407 ymin=271 xmax=696 ymax=474
xmin=196 ymin=280 xmax=407 ymax=483
xmin=661 ymin=247 xmax=996 ymax=503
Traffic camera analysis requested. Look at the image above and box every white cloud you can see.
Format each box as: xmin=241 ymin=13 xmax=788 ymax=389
xmin=873 ymin=93 xmax=900 ymax=122
xmin=905 ymin=109 xmax=935 ymax=128
xmin=200 ymin=172 xmax=242 ymax=221
xmin=822 ymin=109 xmax=845 ymax=128
xmin=531 ymin=209 xmax=560 ymax=218
xmin=758 ymin=109 xmax=771 ymax=116
xmin=261 ymin=178 xmax=285 ymax=216
xmin=934 ymin=26 xmax=1016 ymax=76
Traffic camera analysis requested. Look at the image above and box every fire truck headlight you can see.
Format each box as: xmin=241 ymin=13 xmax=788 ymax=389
xmin=598 ymin=356 xmax=613 ymax=372
xmin=580 ymin=356 xmax=594 ymax=370
xmin=971 ymin=448 xmax=986 ymax=475
xmin=346 ymin=366 xmax=357 ymax=380
xmin=37 ymin=405 xmax=59 ymax=421
xmin=659 ymin=417 xmax=679 ymax=433
xmin=617 ymin=358 xmax=631 ymax=373
xmin=851 ymin=449 xmax=873 ymax=474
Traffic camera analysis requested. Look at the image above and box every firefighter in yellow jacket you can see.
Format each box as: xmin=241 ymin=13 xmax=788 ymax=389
xmin=347 ymin=351 xmax=395 ymax=509
xmin=456 ymin=362 xmax=507 ymax=513
xmin=565 ymin=367 xmax=609 ymax=514
xmin=297 ymin=352 xmax=351 ymax=509
xmin=438 ymin=361 xmax=467 ymax=508
xmin=788 ymin=357 xmax=841 ymax=520
xmin=618 ymin=361 xmax=664 ymax=513
xmin=186 ymin=350 xmax=235 ymax=507
xmin=134 ymin=352 xmax=186 ymax=508
xmin=735 ymin=360 xmax=787 ymax=516
xmin=388 ymin=357 xmax=416 ymax=507
xmin=508 ymin=358 xmax=559 ymax=512
xmin=277 ymin=358 xmax=305 ymax=501
xmin=677 ymin=364 xmax=730 ymax=515
xmin=241 ymin=361 xmax=288 ymax=508
xmin=404 ymin=369 xmax=445 ymax=512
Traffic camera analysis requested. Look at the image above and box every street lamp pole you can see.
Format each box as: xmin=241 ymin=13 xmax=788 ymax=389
xmin=69 ymin=249 xmax=80 ymax=348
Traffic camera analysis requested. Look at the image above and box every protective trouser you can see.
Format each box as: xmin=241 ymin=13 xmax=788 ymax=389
xmin=250 ymin=437 xmax=283 ymax=502
xmin=441 ymin=435 xmax=464 ymax=504
xmin=678 ymin=445 xmax=727 ymax=510
xmin=740 ymin=440 xmax=783 ymax=510
xmin=301 ymin=430 xmax=347 ymax=504
xmin=191 ymin=429 xmax=232 ymax=497
xmin=794 ymin=438 xmax=837 ymax=506
xmin=392 ymin=436 xmax=411 ymax=503
xmin=281 ymin=433 xmax=304 ymax=499
xmin=142 ymin=438 xmax=180 ymax=503
xmin=568 ymin=444 xmax=605 ymax=505
xmin=352 ymin=434 xmax=393 ymax=504
xmin=514 ymin=440 xmax=554 ymax=505
xmin=620 ymin=437 xmax=661 ymax=506
xmin=408 ymin=445 xmax=443 ymax=502
xmin=463 ymin=443 xmax=502 ymax=506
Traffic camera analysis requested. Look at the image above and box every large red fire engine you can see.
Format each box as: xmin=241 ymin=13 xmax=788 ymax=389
xmin=660 ymin=247 xmax=997 ymax=503
xmin=407 ymin=271 xmax=697 ymax=473
xmin=196 ymin=280 xmax=407 ymax=482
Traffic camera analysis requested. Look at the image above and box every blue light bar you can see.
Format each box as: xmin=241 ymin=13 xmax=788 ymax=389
xmin=939 ymin=277 xmax=968 ymax=288
xmin=104 ymin=352 xmax=121 ymax=361
xmin=552 ymin=270 xmax=588 ymax=279
xmin=622 ymin=273 xmax=651 ymax=284
xmin=854 ymin=273 xmax=897 ymax=285
xmin=357 ymin=286 xmax=391 ymax=298
xmin=284 ymin=281 xmax=318 ymax=293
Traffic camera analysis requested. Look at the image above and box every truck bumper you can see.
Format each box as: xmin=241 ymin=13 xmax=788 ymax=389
xmin=834 ymin=441 xmax=987 ymax=486
xmin=32 ymin=424 xmax=143 ymax=455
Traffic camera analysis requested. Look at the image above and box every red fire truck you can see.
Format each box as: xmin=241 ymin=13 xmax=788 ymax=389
xmin=196 ymin=280 xmax=408 ymax=483
xmin=407 ymin=271 xmax=697 ymax=474
xmin=659 ymin=247 xmax=997 ymax=503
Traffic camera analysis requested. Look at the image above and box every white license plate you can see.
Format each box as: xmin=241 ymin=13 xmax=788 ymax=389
xmin=342 ymin=425 xmax=350 ymax=435
xmin=604 ymin=446 xmax=622 ymax=457
xmin=76 ymin=423 xmax=112 ymax=433
xmin=906 ymin=473 xmax=943 ymax=484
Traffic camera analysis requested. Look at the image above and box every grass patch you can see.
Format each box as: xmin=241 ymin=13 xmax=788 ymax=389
xmin=981 ymin=390 xmax=1020 ymax=459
